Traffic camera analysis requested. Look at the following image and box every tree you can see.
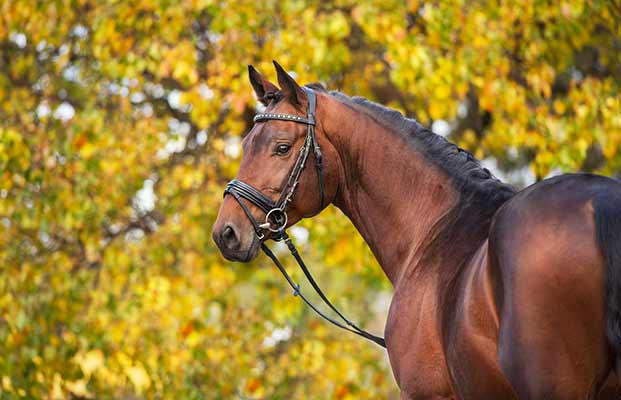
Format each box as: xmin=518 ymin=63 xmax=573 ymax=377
xmin=0 ymin=0 xmax=619 ymax=398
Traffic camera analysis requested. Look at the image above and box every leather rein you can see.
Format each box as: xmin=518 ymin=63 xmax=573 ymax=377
xmin=223 ymin=88 xmax=386 ymax=348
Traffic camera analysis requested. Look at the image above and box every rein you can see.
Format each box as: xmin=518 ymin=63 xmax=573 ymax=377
xmin=224 ymin=88 xmax=386 ymax=348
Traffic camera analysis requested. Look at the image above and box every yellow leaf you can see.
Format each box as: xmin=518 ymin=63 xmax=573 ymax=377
xmin=434 ymin=84 xmax=451 ymax=100
xmin=77 ymin=349 xmax=104 ymax=376
xmin=51 ymin=373 xmax=63 ymax=399
xmin=65 ymin=379 xmax=93 ymax=399
xmin=553 ymin=100 xmax=566 ymax=114
xmin=2 ymin=376 xmax=12 ymax=391
xmin=126 ymin=364 xmax=151 ymax=392
xmin=79 ymin=143 xmax=97 ymax=159
xmin=206 ymin=348 xmax=226 ymax=363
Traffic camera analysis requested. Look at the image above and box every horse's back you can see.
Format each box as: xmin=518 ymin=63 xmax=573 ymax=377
xmin=488 ymin=173 xmax=621 ymax=399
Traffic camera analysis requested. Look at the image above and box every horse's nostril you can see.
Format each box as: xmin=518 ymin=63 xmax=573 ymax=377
xmin=221 ymin=225 xmax=239 ymax=249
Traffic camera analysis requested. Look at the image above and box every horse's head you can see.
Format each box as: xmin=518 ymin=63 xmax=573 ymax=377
xmin=212 ymin=62 xmax=339 ymax=262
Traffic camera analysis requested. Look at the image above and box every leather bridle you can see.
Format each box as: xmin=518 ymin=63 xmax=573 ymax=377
xmin=225 ymin=88 xmax=324 ymax=240
xmin=223 ymin=87 xmax=386 ymax=348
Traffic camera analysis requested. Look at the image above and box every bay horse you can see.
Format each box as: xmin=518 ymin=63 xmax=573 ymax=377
xmin=212 ymin=62 xmax=621 ymax=399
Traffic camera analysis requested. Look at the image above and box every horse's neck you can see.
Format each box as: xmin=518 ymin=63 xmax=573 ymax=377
xmin=322 ymin=99 xmax=459 ymax=287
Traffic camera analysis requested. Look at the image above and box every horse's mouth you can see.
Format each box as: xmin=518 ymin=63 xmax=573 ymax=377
xmin=218 ymin=234 xmax=260 ymax=263
xmin=243 ymin=236 xmax=261 ymax=262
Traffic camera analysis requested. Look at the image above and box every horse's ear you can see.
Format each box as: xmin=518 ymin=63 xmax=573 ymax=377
xmin=248 ymin=65 xmax=279 ymax=106
xmin=273 ymin=61 xmax=307 ymax=106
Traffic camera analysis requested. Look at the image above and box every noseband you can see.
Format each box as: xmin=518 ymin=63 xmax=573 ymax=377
xmin=223 ymin=88 xmax=385 ymax=348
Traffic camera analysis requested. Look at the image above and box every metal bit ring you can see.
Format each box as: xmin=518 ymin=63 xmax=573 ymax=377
xmin=264 ymin=208 xmax=288 ymax=232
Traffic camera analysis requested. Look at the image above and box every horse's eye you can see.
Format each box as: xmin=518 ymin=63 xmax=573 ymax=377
xmin=276 ymin=144 xmax=292 ymax=155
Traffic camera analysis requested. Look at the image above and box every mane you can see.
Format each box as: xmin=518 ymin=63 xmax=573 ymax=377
xmin=308 ymin=83 xmax=517 ymax=332
xmin=307 ymin=84 xmax=517 ymax=205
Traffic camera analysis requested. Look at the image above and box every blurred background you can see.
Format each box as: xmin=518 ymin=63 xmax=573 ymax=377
xmin=0 ymin=0 xmax=620 ymax=398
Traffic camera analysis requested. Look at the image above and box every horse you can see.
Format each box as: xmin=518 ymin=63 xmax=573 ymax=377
xmin=212 ymin=61 xmax=621 ymax=399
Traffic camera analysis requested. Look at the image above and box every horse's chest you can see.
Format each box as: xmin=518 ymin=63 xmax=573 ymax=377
xmin=385 ymin=284 xmax=455 ymax=399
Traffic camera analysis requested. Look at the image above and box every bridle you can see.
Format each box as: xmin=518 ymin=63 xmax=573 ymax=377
xmin=225 ymin=88 xmax=323 ymax=240
xmin=223 ymin=88 xmax=386 ymax=348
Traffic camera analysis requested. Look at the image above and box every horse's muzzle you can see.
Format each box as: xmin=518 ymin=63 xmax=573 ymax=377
xmin=212 ymin=222 xmax=260 ymax=262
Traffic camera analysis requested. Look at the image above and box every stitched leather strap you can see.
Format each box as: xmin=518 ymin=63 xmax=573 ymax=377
xmin=225 ymin=179 xmax=276 ymax=214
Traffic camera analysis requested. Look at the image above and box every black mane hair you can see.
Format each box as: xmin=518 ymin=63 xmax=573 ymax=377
xmin=306 ymin=83 xmax=517 ymax=210
xmin=307 ymin=83 xmax=517 ymax=343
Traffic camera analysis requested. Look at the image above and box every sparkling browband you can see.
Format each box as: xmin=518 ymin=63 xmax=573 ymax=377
xmin=254 ymin=113 xmax=314 ymax=125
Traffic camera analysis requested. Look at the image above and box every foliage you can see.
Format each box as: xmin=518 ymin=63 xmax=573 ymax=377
xmin=0 ymin=0 xmax=619 ymax=398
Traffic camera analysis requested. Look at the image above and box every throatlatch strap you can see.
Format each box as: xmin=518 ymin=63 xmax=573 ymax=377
xmin=304 ymin=89 xmax=325 ymax=209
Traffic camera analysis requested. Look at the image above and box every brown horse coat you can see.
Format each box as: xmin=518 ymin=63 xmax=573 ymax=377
xmin=213 ymin=63 xmax=621 ymax=399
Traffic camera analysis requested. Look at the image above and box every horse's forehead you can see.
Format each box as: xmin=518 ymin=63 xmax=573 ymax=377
xmin=242 ymin=123 xmax=269 ymax=151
